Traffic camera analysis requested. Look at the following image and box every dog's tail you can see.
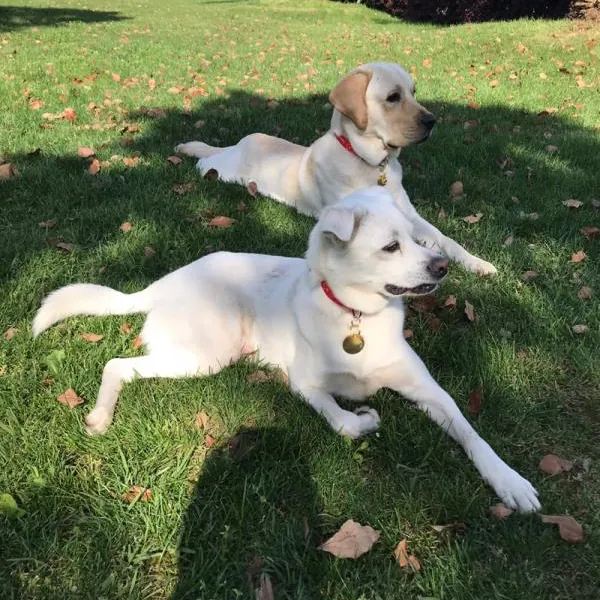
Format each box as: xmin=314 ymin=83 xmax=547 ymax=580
xmin=174 ymin=141 xmax=224 ymax=159
xmin=32 ymin=284 xmax=152 ymax=337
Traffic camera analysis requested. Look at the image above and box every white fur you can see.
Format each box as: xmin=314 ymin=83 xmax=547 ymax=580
xmin=176 ymin=62 xmax=497 ymax=276
xmin=33 ymin=187 xmax=537 ymax=512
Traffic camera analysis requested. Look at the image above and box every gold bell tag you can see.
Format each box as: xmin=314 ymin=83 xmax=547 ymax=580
xmin=342 ymin=310 xmax=364 ymax=354
xmin=377 ymin=158 xmax=388 ymax=186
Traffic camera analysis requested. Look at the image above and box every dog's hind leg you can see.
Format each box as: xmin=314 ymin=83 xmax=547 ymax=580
xmin=85 ymin=352 xmax=211 ymax=435
xmin=175 ymin=141 xmax=227 ymax=159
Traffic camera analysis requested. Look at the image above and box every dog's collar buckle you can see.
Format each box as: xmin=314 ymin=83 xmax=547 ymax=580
xmin=377 ymin=156 xmax=389 ymax=186
xmin=320 ymin=281 xmax=365 ymax=354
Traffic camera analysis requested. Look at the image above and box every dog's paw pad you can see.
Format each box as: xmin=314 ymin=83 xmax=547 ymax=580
xmin=495 ymin=471 xmax=540 ymax=513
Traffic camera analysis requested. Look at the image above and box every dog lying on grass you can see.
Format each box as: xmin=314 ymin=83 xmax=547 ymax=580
xmin=176 ymin=62 xmax=497 ymax=276
xmin=33 ymin=187 xmax=538 ymax=512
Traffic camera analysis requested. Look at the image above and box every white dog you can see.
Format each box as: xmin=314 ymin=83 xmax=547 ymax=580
xmin=176 ymin=62 xmax=497 ymax=276
xmin=33 ymin=187 xmax=537 ymax=512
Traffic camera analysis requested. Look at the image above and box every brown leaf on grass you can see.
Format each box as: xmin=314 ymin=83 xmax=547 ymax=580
xmin=431 ymin=522 xmax=466 ymax=535
xmin=577 ymin=286 xmax=592 ymax=300
xmin=88 ymin=159 xmax=101 ymax=175
xmin=167 ymin=155 xmax=183 ymax=165
xmin=489 ymin=79 xmax=500 ymax=88
xmin=422 ymin=58 xmax=432 ymax=68
xmin=194 ymin=411 xmax=209 ymax=430
xmin=572 ymin=324 xmax=588 ymax=334
xmin=464 ymin=300 xmax=475 ymax=322
xmin=580 ymin=226 xmax=600 ymax=239
xmin=208 ymin=216 xmax=235 ymax=228
xmin=490 ymin=503 xmax=513 ymax=519
xmin=194 ymin=119 xmax=206 ymax=129
xmin=172 ymin=183 xmax=196 ymax=195
xmin=462 ymin=213 xmax=483 ymax=224
xmin=29 ymin=99 xmax=44 ymax=110
xmin=546 ymin=145 xmax=558 ymax=153
xmin=57 ymin=388 xmax=84 ymax=408
xmin=246 ymin=370 xmax=271 ymax=384
xmin=203 ymin=168 xmax=219 ymax=180
xmin=167 ymin=86 xmax=184 ymax=94
xmin=319 ymin=520 xmax=380 ymax=559
xmin=132 ymin=335 xmax=143 ymax=349
xmin=39 ymin=218 xmax=57 ymax=229
xmin=438 ymin=208 xmax=447 ymax=219
xmin=255 ymin=573 xmax=274 ymax=600
xmin=521 ymin=270 xmax=537 ymax=283
xmin=204 ymin=434 xmax=216 ymax=448
xmin=539 ymin=454 xmax=573 ymax=475
xmin=467 ymin=390 xmax=482 ymax=415
xmin=112 ymin=73 xmax=121 ymax=82
xmin=394 ymin=539 xmax=421 ymax=571
xmin=563 ymin=199 xmax=583 ymax=208
xmin=503 ymin=233 xmax=514 ymax=247
xmin=410 ymin=295 xmax=438 ymax=314
xmin=0 ymin=163 xmax=19 ymax=181
xmin=119 ymin=323 xmax=132 ymax=334
xmin=80 ymin=332 xmax=104 ymax=343
xmin=403 ymin=328 xmax=414 ymax=340
xmin=54 ymin=241 xmax=75 ymax=252
xmin=571 ymin=251 xmax=587 ymax=264
xmin=77 ymin=147 xmax=95 ymax=158
xmin=63 ymin=108 xmax=76 ymax=122
xmin=443 ymin=295 xmax=457 ymax=309
xmin=119 ymin=221 xmax=133 ymax=233
xmin=247 ymin=181 xmax=258 ymax=197
xmin=146 ymin=107 xmax=166 ymax=119
xmin=144 ymin=246 xmax=156 ymax=257
xmin=450 ymin=181 xmax=464 ymax=199
xmin=463 ymin=119 xmax=479 ymax=129
xmin=121 ymin=486 xmax=152 ymax=503
xmin=518 ymin=43 xmax=528 ymax=53
xmin=519 ymin=211 xmax=539 ymax=221
xmin=123 ymin=157 xmax=140 ymax=168
xmin=541 ymin=515 xmax=584 ymax=543
xmin=3 ymin=328 xmax=18 ymax=341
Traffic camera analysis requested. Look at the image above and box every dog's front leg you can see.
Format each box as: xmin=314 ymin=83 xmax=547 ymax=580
xmin=411 ymin=214 xmax=497 ymax=276
xmin=293 ymin=384 xmax=380 ymax=439
xmin=379 ymin=348 xmax=539 ymax=512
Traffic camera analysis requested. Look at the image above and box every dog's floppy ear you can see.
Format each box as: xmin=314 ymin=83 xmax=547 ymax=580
xmin=329 ymin=70 xmax=372 ymax=130
xmin=320 ymin=206 xmax=357 ymax=245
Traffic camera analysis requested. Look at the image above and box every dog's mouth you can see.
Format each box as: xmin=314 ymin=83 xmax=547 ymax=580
xmin=384 ymin=283 xmax=437 ymax=296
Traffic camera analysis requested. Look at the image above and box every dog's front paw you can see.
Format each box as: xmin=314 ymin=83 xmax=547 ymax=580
xmin=487 ymin=465 xmax=540 ymax=513
xmin=337 ymin=407 xmax=380 ymax=439
xmin=467 ymin=258 xmax=498 ymax=277
xmin=85 ymin=407 xmax=113 ymax=436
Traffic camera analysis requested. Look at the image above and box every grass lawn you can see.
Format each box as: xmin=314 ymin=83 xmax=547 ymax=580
xmin=1 ymin=0 xmax=599 ymax=598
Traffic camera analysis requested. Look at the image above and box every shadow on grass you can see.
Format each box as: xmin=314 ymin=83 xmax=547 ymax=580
xmin=0 ymin=6 xmax=129 ymax=33
xmin=1 ymin=90 xmax=599 ymax=598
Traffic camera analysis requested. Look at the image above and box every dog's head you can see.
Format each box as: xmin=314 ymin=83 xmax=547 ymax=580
xmin=307 ymin=187 xmax=447 ymax=313
xmin=329 ymin=62 xmax=435 ymax=148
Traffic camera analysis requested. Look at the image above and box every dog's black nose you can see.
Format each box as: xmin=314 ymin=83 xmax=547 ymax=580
xmin=421 ymin=112 xmax=436 ymax=130
xmin=427 ymin=257 xmax=449 ymax=279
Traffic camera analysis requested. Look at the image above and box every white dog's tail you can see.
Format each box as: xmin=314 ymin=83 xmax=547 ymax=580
xmin=32 ymin=284 xmax=152 ymax=337
xmin=174 ymin=141 xmax=224 ymax=159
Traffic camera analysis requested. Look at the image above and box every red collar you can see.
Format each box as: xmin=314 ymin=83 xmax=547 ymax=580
xmin=334 ymin=133 xmax=359 ymax=158
xmin=321 ymin=280 xmax=356 ymax=313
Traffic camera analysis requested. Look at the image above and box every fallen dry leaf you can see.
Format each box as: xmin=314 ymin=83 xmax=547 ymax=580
xmin=120 ymin=323 xmax=132 ymax=334
xmin=167 ymin=155 xmax=183 ymax=165
xmin=490 ymin=79 xmax=500 ymax=88
xmin=521 ymin=270 xmax=537 ymax=283
xmin=403 ymin=328 xmax=414 ymax=340
xmin=195 ymin=411 xmax=209 ymax=430
xmin=577 ymin=286 xmax=592 ymax=300
xmin=132 ymin=335 xmax=143 ymax=349
xmin=203 ymin=168 xmax=219 ymax=180
xmin=246 ymin=370 xmax=271 ymax=384
xmin=431 ymin=522 xmax=466 ymax=535
xmin=467 ymin=390 xmax=482 ymax=415
xmin=144 ymin=246 xmax=156 ymax=257
xmin=194 ymin=119 xmax=205 ymax=129
xmin=29 ymin=99 xmax=44 ymax=110
xmin=571 ymin=250 xmax=587 ymax=264
xmin=123 ymin=157 xmax=140 ymax=168
xmin=247 ymin=181 xmax=258 ymax=197
xmin=450 ymin=181 xmax=464 ymax=199
xmin=394 ymin=539 xmax=421 ymax=571
xmin=438 ymin=208 xmax=447 ymax=219
xmin=54 ymin=241 xmax=75 ymax=252
xmin=39 ymin=218 xmax=57 ymax=229
xmin=444 ymin=295 xmax=457 ymax=309
xmin=119 ymin=221 xmax=133 ymax=233
xmin=80 ymin=332 xmax=104 ymax=343
xmin=63 ymin=108 xmax=76 ymax=122
xmin=520 ymin=211 xmax=540 ymax=221
xmin=255 ymin=573 xmax=274 ymax=600
xmin=422 ymin=58 xmax=432 ymax=68
xmin=57 ymin=388 xmax=84 ymax=408
xmin=546 ymin=145 xmax=558 ymax=153
xmin=146 ymin=107 xmax=166 ymax=118
xmin=410 ymin=295 xmax=438 ymax=314
xmin=541 ymin=515 xmax=584 ymax=543
xmin=3 ymin=328 xmax=18 ymax=341
xmin=319 ymin=519 xmax=380 ymax=559
xmin=572 ymin=324 xmax=588 ymax=334
xmin=580 ymin=226 xmax=600 ymax=239
xmin=88 ymin=159 xmax=101 ymax=175
xmin=539 ymin=454 xmax=573 ymax=475
xmin=121 ymin=486 xmax=152 ymax=503
xmin=563 ymin=199 xmax=583 ymax=208
xmin=464 ymin=300 xmax=475 ymax=322
xmin=490 ymin=503 xmax=513 ymax=519
xmin=204 ymin=434 xmax=216 ymax=448
xmin=0 ymin=163 xmax=18 ymax=181
xmin=462 ymin=213 xmax=483 ymax=224
xmin=77 ymin=147 xmax=95 ymax=158
xmin=208 ymin=216 xmax=235 ymax=228
xmin=172 ymin=183 xmax=196 ymax=195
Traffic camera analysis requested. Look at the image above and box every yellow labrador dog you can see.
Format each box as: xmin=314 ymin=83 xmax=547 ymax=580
xmin=176 ymin=62 xmax=496 ymax=276
xmin=33 ymin=187 xmax=536 ymax=511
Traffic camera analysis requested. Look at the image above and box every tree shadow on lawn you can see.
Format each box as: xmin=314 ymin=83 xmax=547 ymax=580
xmin=0 ymin=6 xmax=129 ymax=33
xmin=1 ymin=91 xmax=599 ymax=598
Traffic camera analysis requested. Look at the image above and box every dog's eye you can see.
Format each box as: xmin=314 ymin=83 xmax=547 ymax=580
xmin=382 ymin=241 xmax=400 ymax=253
xmin=386 ymin=92 xmax=401 ymax=103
